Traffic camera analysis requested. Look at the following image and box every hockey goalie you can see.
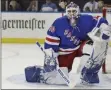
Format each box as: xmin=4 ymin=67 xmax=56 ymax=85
xmin=24 ymin=2 xmax=111 ymax=86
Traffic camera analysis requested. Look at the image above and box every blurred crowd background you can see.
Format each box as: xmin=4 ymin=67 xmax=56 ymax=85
xmin=1 ymin=0 xmax=111 ymax=12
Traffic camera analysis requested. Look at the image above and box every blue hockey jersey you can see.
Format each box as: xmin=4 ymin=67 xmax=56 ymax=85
xmin=44 ymin=14 xmax=108 ymax=55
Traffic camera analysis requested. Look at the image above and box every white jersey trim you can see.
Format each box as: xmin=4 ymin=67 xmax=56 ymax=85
xmin=46 ymin=35 xmax=60 ymax=40
xmin=59 ymin=45 xmax=80 ymax=55
xmin=95 ymin=17 xmax=102 ymax=27
xmin=59 ymin=45 xmax=80 ymax=51
xmin=45 ymin=40 xmax=59 ymax=45
xmin=89 ymin=17 xmax=102 ymax=34
xmin=59 ymin=52 xmax=73 ymax=55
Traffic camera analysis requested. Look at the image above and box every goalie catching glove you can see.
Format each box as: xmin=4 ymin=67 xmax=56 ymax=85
xmin=88 ymin=23 xmax=111 ymax=42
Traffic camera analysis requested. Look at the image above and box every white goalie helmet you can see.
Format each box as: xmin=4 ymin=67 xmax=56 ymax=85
xmin=66 ymin=2 xmax=80 ymax=27
xmin=66 ymin=2 xmax=80 ymax=19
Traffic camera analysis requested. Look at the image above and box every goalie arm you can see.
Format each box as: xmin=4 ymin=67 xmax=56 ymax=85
xmin=88 ymin=16 xmax=111 ymax=42
xmin=87 ymin=23 xmax=111 ymax=57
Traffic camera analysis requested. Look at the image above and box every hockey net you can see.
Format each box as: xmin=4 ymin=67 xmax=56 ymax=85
xmin=102 ymin=7 xmax=111 ymax=74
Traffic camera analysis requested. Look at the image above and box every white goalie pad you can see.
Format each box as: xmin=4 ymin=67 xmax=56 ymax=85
xmin=77 ymin=40 xmax=108 ymax=73
xmin=77 ymin=43 xmax=93 ymax=73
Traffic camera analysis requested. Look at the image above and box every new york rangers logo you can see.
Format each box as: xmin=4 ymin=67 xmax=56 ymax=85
xmin=49 ymin=26 xmax=55 ymax=33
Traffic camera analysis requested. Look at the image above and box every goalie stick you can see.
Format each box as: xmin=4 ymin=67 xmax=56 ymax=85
xmin=36 ymin=42 xmax=76 ymax=88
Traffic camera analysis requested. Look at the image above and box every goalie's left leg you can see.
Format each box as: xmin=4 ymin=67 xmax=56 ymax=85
xmin=81 ymin=65 xmax=100 ymax=84
xmin=80 ymin=41 xmax=108 ymax=84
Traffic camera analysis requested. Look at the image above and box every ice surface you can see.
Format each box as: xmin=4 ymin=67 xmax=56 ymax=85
xmin=2 ymin=44 xmax=111 ymax=89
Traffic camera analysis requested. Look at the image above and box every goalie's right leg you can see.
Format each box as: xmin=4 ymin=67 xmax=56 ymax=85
xmin=80 ymin=41 xmax=108 ymax=84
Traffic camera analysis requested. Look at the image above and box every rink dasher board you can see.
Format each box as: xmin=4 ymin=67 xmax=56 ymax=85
xmin=2 ymin=12 xmax=111 ymax=45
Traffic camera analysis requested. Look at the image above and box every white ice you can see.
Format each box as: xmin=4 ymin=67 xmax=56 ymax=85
xmin=2 ymin=44 xmax=111 ymax=89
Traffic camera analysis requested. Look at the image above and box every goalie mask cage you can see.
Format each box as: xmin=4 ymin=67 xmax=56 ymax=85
xmin=102 ymin=7 xmax=111 ymax=74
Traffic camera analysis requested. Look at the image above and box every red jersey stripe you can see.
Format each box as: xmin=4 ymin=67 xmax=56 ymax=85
xmin=46 ymin=37 xmax=60 ymax=43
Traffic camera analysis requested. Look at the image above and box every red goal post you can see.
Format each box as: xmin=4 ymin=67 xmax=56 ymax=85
xmin=102 ymin=6 xmax=111 ymax=74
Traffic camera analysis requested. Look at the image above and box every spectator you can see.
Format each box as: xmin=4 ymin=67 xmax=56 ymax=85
xmin=27 ymin=0 xmax=38 ymax=11
xmin=69 ymin=0 xmax=87 ymax=12
xmin=17 ymin=0 xmax=30 ymax=11
xmin=9 ymin=0 xmax=21 ymax=11
xmin=58 ymin=0 xmax=67 ymax=12
xmin=41 ymin=0 xmax=58 ymax=12
xmin=97 ymin=0 xmax=104 ymax=12
xmin=1 ymin=0 xmax=6 ymax=11
xmin=83 ymin=0 xmax=98 ymax=12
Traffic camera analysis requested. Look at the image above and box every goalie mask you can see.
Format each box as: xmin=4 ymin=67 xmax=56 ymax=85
xmin=66 ymin=2 xmax=80 ymax=27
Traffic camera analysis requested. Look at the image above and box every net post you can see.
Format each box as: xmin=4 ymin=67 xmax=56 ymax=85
xmin=102 ymin=7 xmax=107 ymax=74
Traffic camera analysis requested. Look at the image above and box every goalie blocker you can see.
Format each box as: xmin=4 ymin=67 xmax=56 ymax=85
xmin=25 ymin=48 xmax=69 ymax=85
